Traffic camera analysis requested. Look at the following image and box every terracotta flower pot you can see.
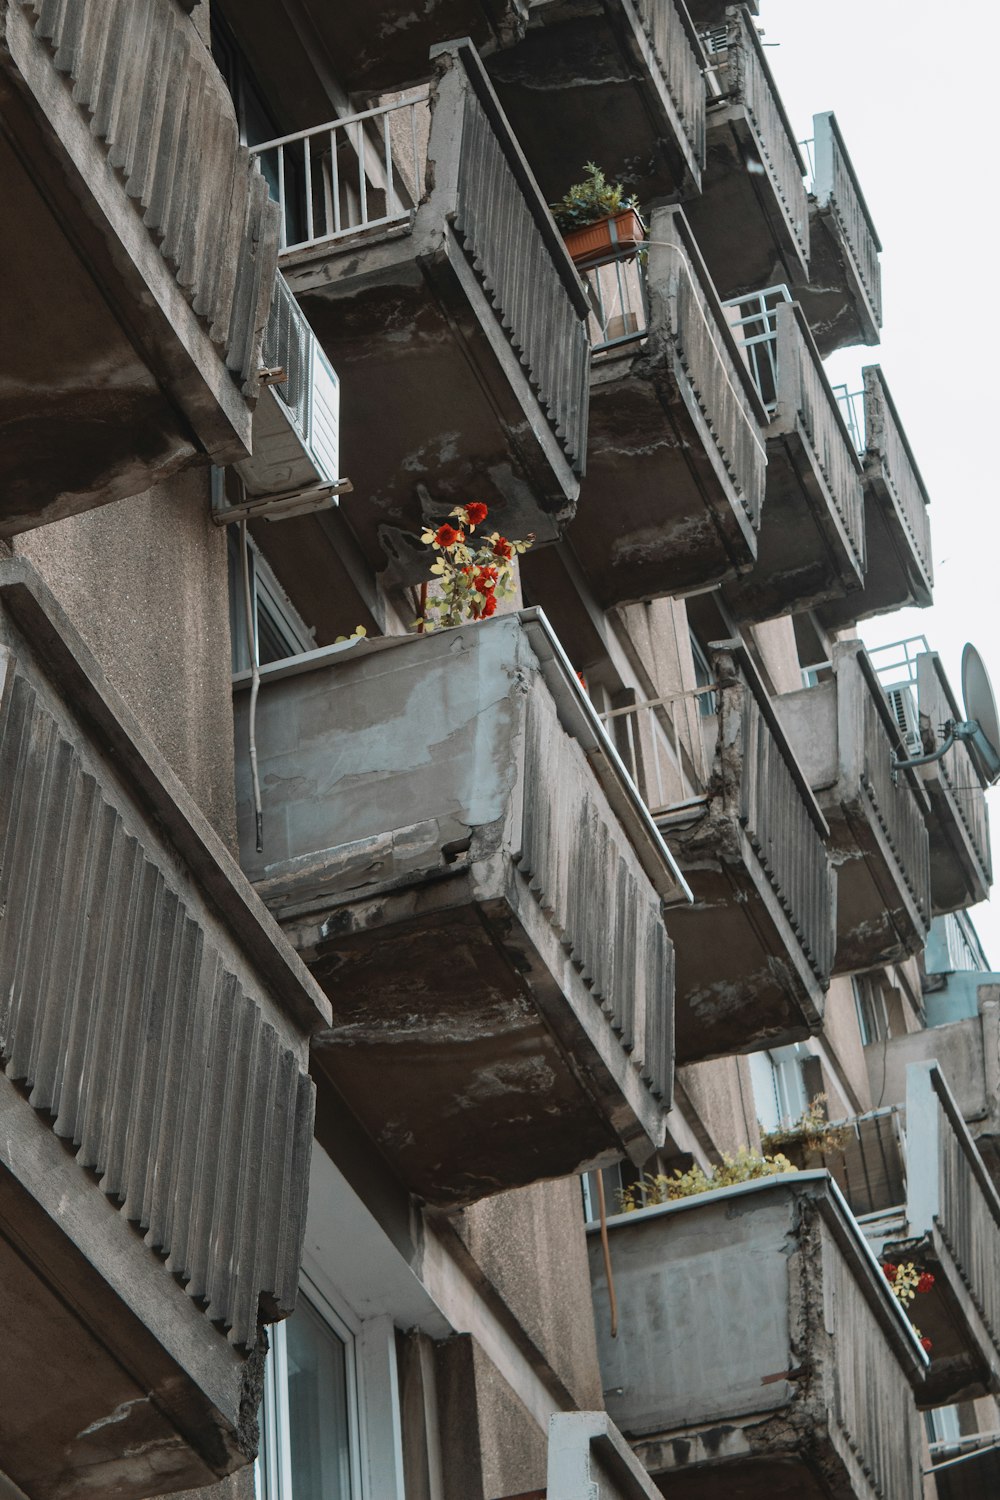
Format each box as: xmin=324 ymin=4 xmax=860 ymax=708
xmin=563 ymin=208 xmax=645 ymax=267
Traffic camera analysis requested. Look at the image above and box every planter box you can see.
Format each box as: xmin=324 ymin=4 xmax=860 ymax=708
xmin=563 ymin=209 xmax=646 ymax=267
xmin=235 ymin=611 xmax=687 ymax=1205
xmin=588 ymin=1173 xmax=925 ymax=1499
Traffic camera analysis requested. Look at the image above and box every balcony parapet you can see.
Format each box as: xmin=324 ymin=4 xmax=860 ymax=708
xmin=777 ymin=642 xmax=932 ymax=972
xmin=723 ymin=291 xmax=866 ymax=620
xmin=235 ymin=611 xmax=688 ymax=1205
xmin=571 ymin=207 xmax=767 ymax=606
xmin=620 ymin=640 xmax=834 ymax=1061
xmin=686 ymin=5 xmax=809 ymax=296
xmin=588 ymin=1173 xmax=926 ymax=1500
xmin=819 ymin=366 xmax=934 ymax=629
xmin=487 ymin=0 xmax=706 ymax=204
xmin=261 ymin=41 xmax=590 ymax=561
xmin=0 ymin=0 xmax=280 ymax=530
xmin=0 ymin=562 xmax=326 ymax=1498
xmin=795 ymin=112 xmax=883 ymax=355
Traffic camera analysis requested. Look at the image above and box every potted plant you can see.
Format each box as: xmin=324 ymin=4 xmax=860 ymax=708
xmin=550 ymin=162 xmax=645 ymax=267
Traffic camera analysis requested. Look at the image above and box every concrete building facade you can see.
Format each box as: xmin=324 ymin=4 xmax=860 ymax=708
xmin=1 ymin=2 xmax=997 ymax=1499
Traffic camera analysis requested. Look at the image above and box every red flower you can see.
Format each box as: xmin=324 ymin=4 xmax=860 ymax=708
xmin=882 ymin=1263 xmax=898 ymax=1283
xmin=920 ymin=1336 xmax=933 ymax=1352
xmin=482 ymin=593 xmax=498 ymax=617
xmin=435 ymin=524 xmax=463 ymax=548
xmin=492 ymin=536 xmax=513 ymax=560
xmin=474 ymin=566 xmax=498 ymax=592
xmin=465 ymin=503 xmax=488 ymax=526
xmin=917 ymin=1273 xmax=935 ymax=1294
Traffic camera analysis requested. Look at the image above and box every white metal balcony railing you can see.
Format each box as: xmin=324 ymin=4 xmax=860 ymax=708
xmin=601 ymin=685 xmax=716 ymax=816
xmin=833 ymin=382 xmax=865 ymax=454
xmin=723 ymin=284 xmax=792 ymax=412
xmin=251 ymin=92 xmax=431 ymax=254
xmin=263 ymin=273 xmax=341 ymax=482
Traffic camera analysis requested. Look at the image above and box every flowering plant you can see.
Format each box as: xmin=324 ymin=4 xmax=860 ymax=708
xmin=414 ymin=503 xmax=533 ymax=631
xmin=761 ymin=1094 xmax=849 ymax=1156
xmin=617 ymin=1147 xmax=796 ymax=1212
xmin=882 ymin=1260 xmax=935 ymax=1351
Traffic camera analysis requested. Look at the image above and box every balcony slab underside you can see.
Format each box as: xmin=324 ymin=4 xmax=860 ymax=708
xmin=486 ymin=3 xmax=702 ymax=204
xmin=924 ymin=778 xmax=991 ymax=917
xmin=236 ymin=618 xmax=678 ymax=1205
xmin=816 ymin=467 xmax=933 ymax=629
xmin=286 ymin=226 xmax=579 ymax=574
xmin=0 ymin=0 xmax=277 ymax=534
xmin=663 ymin=818 xmax=825 ymax=1063
xmin=722 ymin=427 xmax=864 ymax=622
xmin=793 ymin=203 xmax=879 ymax=358
xmin=573 ymin=348 xmax=758 ymax=607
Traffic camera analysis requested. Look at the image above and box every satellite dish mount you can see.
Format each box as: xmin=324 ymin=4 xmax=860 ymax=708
xmin=892 ymin=643 xmax=1000 ymax=788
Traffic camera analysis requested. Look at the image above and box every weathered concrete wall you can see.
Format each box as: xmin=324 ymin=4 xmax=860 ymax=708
xmin=749 ymin=616 xmax=804 ymax=695
xmin=677 ymin=1054 xmax=762 ymax=1155
xmin=457 ymin=1177 xmax=604 ymax=1410
xmin=15 ymin=467 xmax=237 ymax=843
xmin=816 ymin=975 xmax=873 ymax=1114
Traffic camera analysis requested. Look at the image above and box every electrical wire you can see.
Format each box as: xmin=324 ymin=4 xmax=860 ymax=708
xmin=239 ymin=521 xmax=264 ymax=854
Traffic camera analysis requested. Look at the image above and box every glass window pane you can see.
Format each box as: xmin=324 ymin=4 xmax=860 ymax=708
xmin=285 ymin=1296 xmax=353 ymax=1500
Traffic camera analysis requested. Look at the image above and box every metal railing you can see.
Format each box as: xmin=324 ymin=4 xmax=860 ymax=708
xmin=856 ymin=651 xmax=933 ymax=928
xmin=832 ymin=384 xmax=865 ymax=454
xmin=634 ymin=0 xmax=707 ymax=168
xmin=262 ymin=274 xmax=341 ymax=483
xmin=601 ymin=686 xmax=714 ymax=815
xmin=580 ymin=253 xmax=648 ymax=352
xmin=723 ymin=283 xmax=791 ymax=412
xmin=252 ymin=92 xmax=430 ymax=254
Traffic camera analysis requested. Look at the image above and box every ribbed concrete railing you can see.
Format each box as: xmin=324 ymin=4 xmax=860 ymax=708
xmin=856 ymin=650 xmax=933 ymax=928
xmin=652 ymin=209 xmax=766 ymax=526
xmin=633 ymin=0 xmax=707 ymax=168
xmin=453 ymin=46 xmax=591 ymax=475
xmin=0 ymin=568 xmax=318 ymax=1352
xmin=918 ymin=652 xmax=992 ymax=888
xmin=725 ymin=6 xmax=809 ymax=268
xmin=23 ymin=0 xmax=280 ymax=396
xmin=863 ymin=366 xmax=934 ymax=588
xmin=717 ymin=645 xmax=834 ymax=983
xmin=775 ymin=301 xmax=866 ymax=573
xmin=812 ymin=111 xmax=883 ymax=330
xmin=907 ymin=1062 xmax=1000 ymax=1359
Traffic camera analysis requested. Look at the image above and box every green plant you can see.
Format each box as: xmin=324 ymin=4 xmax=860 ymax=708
xmin=617 ymin=1147 xmax=797 ymax=1213
xmin=550 ymin=162 xmax=641 ymax=232
xmin=760 ymin=1094 xmax=850 ymax=1155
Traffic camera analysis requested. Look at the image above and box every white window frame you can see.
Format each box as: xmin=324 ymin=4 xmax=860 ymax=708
xmin=749 ymin=1044 xmax=811 ymax=1133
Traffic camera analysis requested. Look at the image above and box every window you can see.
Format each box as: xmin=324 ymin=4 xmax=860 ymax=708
xmin=228 ymin=528 xmax=315 ymax=673
xmin=853 ymin=974 xmax=889 ymax=1046
xmin=748 ymin=1044 xmax=811 ymax=1133
xmin=257 ymin=1276 xmax=362 ymax=1500
xmin=925 ymin=1405 xmax=962 ymax=1445
xmin=689 ymin=630 xmax=718 ymax=716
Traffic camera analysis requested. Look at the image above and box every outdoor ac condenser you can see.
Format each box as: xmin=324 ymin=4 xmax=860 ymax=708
xmin=214 ymin=272 xmax=352 ymax=523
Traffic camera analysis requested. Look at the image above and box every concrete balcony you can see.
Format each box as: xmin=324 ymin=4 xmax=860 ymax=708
xmin=486 ymin=0 xmax=707 ymax=204
xmin=0 ymin=563 xmax=326 ymax=1499
xmin=234 ymin=611 xmax=689 ymax=1206
xmin=722 ymin=293 xmax=867 ymax=621
xmin=563 ymin=207 xmax=767 ymax=609
xmin=872 ymin=641 xmax=992 ymax=915
xmin=614 ymin=642 xmax=834 ymax=1063
xmin=776 ymin=642 xmax=932 ymax=973
xmin=588 ymin=1173 xmax=925 ymax=1499
xmin=818 ymin=367 xmax=934 ymax=629
xmin=0 ymin=0 xmax=279 ymax=533
xmin=794 ymin=113 xmax=883 ymax=356
xmin=260 ymin=42 xmax=590 ymax=579
xmin=685 ymin=5 xmax=810 ymax=298
xmin=786 ymin=1065 xmax=1000 ymax=1408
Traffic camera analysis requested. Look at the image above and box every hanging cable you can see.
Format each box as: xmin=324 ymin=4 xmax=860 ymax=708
xmin=595 ymin=1172 xmax=618 ymax=1339
xmin=239 ymin=520 xmax=264 ymax=853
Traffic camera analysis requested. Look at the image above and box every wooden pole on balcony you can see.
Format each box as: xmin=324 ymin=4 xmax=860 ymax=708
xmin=595 ymin=1173 xmax=618 ymax=1338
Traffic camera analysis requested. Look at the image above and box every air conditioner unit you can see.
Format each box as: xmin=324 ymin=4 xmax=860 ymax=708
xmin=885 ymin=684 xmax=922 ymax=756
xmin=214 ymin=273 xmax=352 ymax=523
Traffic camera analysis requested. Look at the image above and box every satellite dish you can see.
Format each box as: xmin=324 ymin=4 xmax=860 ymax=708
xmin=961 ymin=643 xmax=1000 ymax=786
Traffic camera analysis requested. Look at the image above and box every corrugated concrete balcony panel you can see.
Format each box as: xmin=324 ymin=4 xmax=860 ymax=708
xmin=723 ymin=301 xmax=866 ymax=622
xmin=654 ymin=643 xmax=834 ymax=1063
xmin=588 ymin=1174 xmax=925 ymax=1500
xmin=793 ymin=114 xmax=882 ymax=357
xmin=0 ymin=0 xmax=279 ymax=534
xmin=0 ymin=563 xmax=328 ymax=1499
xmin=234 ymin=612 xmax=685 ymax=1206
xmin=910 ymin=652 xmax=991 ymax=914
xmin=275 ymin=43 xmax=589 ymax=574
xmin=684 ymin=6 xmax=809 ymax=299
xmin=776 ymin=643 xmax=932 ymax=973
xmin=570 ymin=210 xmax=767 ymax=609
xmin=817 ymin=367 xmax=934 ymax=630
xmin=486 ymin=0 xmax=706 ymax=204
xmin=687 ymin=0 xmax=758 ymax=23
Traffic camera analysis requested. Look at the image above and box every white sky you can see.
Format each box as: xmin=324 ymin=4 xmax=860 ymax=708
xmin=761 ymin=0 xmax=1000 ymax=964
